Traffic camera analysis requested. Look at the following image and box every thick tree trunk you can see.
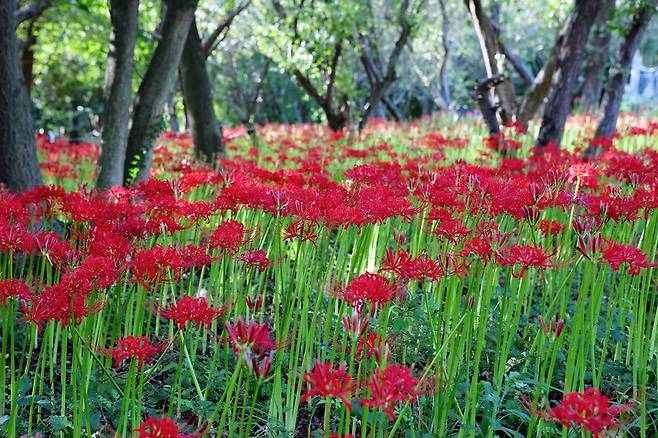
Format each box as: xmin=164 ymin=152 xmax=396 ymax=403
xmin=580 ymin=0 xmax=613 ymax=111
xmin=593 ymin=1 xmax=656 ymax=140
xmin=96 ymin=0 xmax=139 ymax=189
xmin=123 ymin=0 xmax=197 ymax=185
xmin=180 ymin=18 xmax=224 ymax=165
xmin=0 ymin=0 xmax=42 ymax=191
xmin=474 ymin=75 xmax=504 ymax=135
xmin=536 ymin=0 xmax=601 ymax=148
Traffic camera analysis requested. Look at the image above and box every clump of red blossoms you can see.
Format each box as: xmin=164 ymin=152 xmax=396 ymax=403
xmin=224 ymin=317 xmax=276 ymax=360
xmin=339 ymin=272 xmax=395 ymax=305
xmin=539 ymin=388 xmax=631 ymax=438
xmin=136 ymin=416 xmax=196 ymax=438
xmin=209 ymin=220 xmax=250 ymax=253
xmin=160 ymin=295 xmax=225 ymax=330
xmin=300 ymin=361 xmax=355 ymax=412
xmin=601 ymin=240 xmax=657 ymax=275
xmin=361 ymin=365 xmax=423 ymax=421
xmin=238 ymin=249 xmax=271 ymax=271
xmin=496 ymin=245 xmax=557 ymax=278
xmin=0 ymin=278 xmax=31 ymax=306
xmin=102 ymin=336 xmax=163 ymax=368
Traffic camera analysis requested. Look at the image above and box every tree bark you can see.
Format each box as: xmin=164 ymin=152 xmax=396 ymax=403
xmin=96 ymin=0 xmax=139 ymax=189
xmin=123 ymin=0 xmax=197 ymax=185
xmin=465 ymin=0 xmax=516 ymax=122
xmin=579 ymin=0 xmax=613 ymax=111
xmin=593 ymin=0 xmax=656 ymax=140
xmin=0 ymin=0 xmax=42 ymax=191
xmin=180 ymin=18 xmax=224 ymax=165
xmin=516 ymin=31 xmax=563 ymax=127
xmin=474 ymin=75 xmax=504 ymax=135
xmin=536 ymin=0 xmax=601 ymax=148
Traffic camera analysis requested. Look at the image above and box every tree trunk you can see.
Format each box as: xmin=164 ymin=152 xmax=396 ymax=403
xmin=180 ymin=18 xmax=224 ymax=165
xmin=516 ymin=31 xmax=563 ymax=127
xmin=579 ymin=0 xmax=613 ymax=111
xmin=593 ymin=0 xmax=656 ymax=140
xmin=20 ymin=22 xmax=37 ymax=95
xmin=438 ymin=0 xmax=451 ymax=108
xmin=465 ymin=0 xmax=516 ymax=122
xmin=96 ymin=0 xmax=139 ymax=189
xmin=123 ymin=0 xmax=197 ymax=185
xmin=0 ymin=0 xmax=42 ymax=191
xmin=166 ymin=89 xmax=179 ymax=132
xmin=536 ymin=0 xmax=601 ymax=148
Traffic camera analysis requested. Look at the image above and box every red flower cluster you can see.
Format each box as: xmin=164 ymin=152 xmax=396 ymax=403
xmin=210 ymin=220 xmax=250 ymax=253
xmin=102 ymin=336 xmax=163 ymax=368
xmin=0 ymin=278 xmax=31 ymax=306
xmin=301 ymin=361 xmax=355 ymax=412
xmin=602 ymin=240 xmax=657 ymax=275
xmin=339 ymin=273 xmax=395 ymax=305
xmin=361 ymin=365 xmax=422 ymax=420
xmin=224 ymin=317 xmax=276 ymax=359
xmin=136 ymin=416 xmax=196 ymax=438
xmin=540 ymin=388 xmax=630 ymax=438
xmin=160 ymin=295 xmax=225 ymax=330
xmin=238 ymin=249 xmax=271 ymax=271
xmin=496 ymin=245 xmax=557 ymax=278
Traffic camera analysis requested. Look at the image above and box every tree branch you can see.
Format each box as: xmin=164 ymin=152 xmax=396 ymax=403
xmin=202 ymin=0 xmax=251 ymax=57
xmin=14 ymin=1 xmax=50 ymax=28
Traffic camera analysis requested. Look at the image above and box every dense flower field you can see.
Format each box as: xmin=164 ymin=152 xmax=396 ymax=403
xmin=2 ymin=115 xmax=658 ymax=437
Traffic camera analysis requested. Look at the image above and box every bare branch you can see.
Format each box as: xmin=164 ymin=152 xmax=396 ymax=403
xmin=202 ymin=0 xmax=252 ymax=57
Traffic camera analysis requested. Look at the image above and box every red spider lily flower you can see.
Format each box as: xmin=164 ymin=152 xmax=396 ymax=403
xmin=496 ymin=245 xmax=558 ymax=278
xmin=601 ymin=240 xmax=657 ymax=275
xmin=136 ymin=416 xmax=196 ymax=438
xmin=537 ymin=219 xmax=563 ymax=237
xmin=573 ymin=216 xmax=600 ymax=235
xmin=0 ymin=224 xmax=36 ymax=254
xmin=35 ymin=231 xmax=80 ymax=266
xmin=0 ymin=279 xmax=32 ymax=306
xmin=177 ymin=245 xmax=214 ymax=269
xmin=101 ymin=336 xmax=163 ymax=368
xmin=355 ymin=332 xmax=389 ymax=362
xmin=160 ymin=296 xmax=225 ymax=330
xmin=209 ymin=220 xmax=250 ymax=253
xmin=20 ymin=276 xmax=102 ymax=331
xmin=339 ymin=273 xmax=395 ymax=305
xmin=361 ymin=365 xmax=423 ymax=421
xmin=245 ymin=295 xmax=264 ymax=312
xmin=330 ymin=433 xmax=355 ymax=438
xmin=576 ymin=233 xmax=604 ymax=260
xmin=130 ymin=245 xmax=184 ymax=289
xmin=239 ymin=249 xmax=271 ymax=271
xmin=538 ymin=388 xmax=631 ymax=438
xmin=342 ymin=305 xmax=369 ymax=337
xmin=283 ymin=219 xmax=319 ymax=247
xmin=300 ymin=361 xmax=355 ymax=412
xmin=224 ymin=317 xmax=276 ymax=361
xmin=458 ymin=237 xmax=493 ymax=264
xmin=248 ymin=352 xmax=274 ymax=380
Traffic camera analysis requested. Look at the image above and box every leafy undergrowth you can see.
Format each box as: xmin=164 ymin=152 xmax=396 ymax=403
xmin=2 ymin=115 xmax=658 ymax=437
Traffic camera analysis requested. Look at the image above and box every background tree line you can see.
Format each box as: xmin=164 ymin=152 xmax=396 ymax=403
xmin=1 ymin=0 xmax=657 ymax=191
